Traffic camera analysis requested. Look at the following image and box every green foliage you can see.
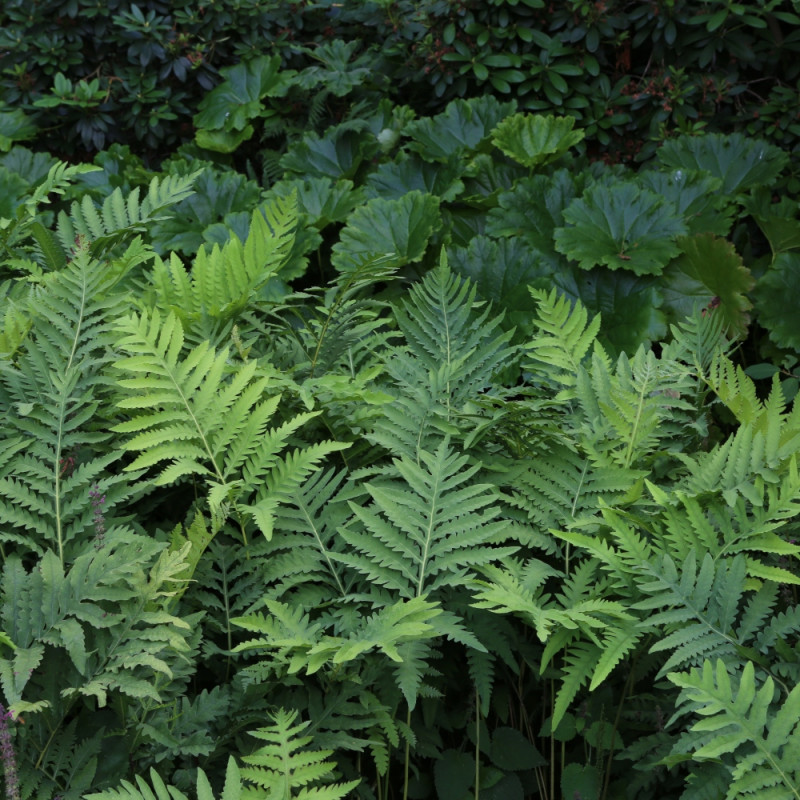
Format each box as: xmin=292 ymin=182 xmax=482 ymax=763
xmin=1 ymin=133 xmax=799 ymax=800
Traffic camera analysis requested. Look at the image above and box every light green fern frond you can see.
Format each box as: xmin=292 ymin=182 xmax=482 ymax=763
xmin=526 ymin=287 xmax=602 ymax=399
xmin=668 ymin=659 xmax=800 ymax=800
xmin=0 ymin=245 xmax=137 ymax=564
xmin=369 ymin=252 xmax=514 ymax=459
xmin=85 ymin=755 xmax=242 ymax=800
xmin=148 ymin=194 xmax=297 ymax=344
xmin=56 ymin=171 xmax=199 ymax=258
xmin=336 ymin=440 xmax=517 ymax=600
xmin=575 ymin=345 xmax=697 ymax=469
xmin=112 ymin=308 xmax=348 ymax=541
xmin=241 ymin=708 xmax=360 ymax=799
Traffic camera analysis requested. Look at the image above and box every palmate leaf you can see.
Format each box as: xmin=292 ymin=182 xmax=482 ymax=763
xmin=405 ymin=95 xmax=516 ymax=161
xmin=657 ymin=132 xmax=789 ymax=195
xmin=112 ymin=308 xmax=347 ymax=541
xmin=554 ymin=181 xmax=687 ymax=275
xmin=280 ymin=123 xmax=378 ymax=181
xmin=662 ymin=234 xmax=754 ymax=339
xmin=754 ymin=252 xmax=800 ymax=350
xmin=548 ymin=265 xmax=668 ymax=355
xmin=447 ymin=236 xmax=556 ymax=338
xmin=330 ymin=190 xmax=441 ymax=273
xmin=668 ymin=660 xmax=800 ymax=800
xmin=491 ymin=113 xmax=585 ymax=169
xmin=150 ymin=167 xmax=264 ymax=256
xmin=365 ymin=152 xmax=466 ymax=203
xmin=485 ymin=168 xmax=590 ymax=258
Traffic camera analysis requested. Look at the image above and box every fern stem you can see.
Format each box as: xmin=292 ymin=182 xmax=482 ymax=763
xmin=474 ymin=687 xmax=480 ymax=800
xmin=402 ymin=706 xmax=411 ymax=800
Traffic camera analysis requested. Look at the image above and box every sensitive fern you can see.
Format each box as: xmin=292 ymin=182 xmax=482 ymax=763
xmin=112 ymin=308 xmax=348 ymax=541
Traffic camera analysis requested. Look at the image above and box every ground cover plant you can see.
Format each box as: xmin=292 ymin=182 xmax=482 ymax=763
xmin=2 ymin=2 xmax=800 ymax=799
xmin=0 ymin=154 xmax=799 ymax=799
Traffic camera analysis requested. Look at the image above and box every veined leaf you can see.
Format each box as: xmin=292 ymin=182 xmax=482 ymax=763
xmin=491 ymin=113 xmax=585 ymax=169
xmin=554 ymin=182 xmax=687 ymax=275
xmin=331 ymin=191 xmax=441 ymax=273
xmin=657 ymin=132 xmax=788 ymax=195
xmin=754 ymin=252 xmax=800 ymax=350
xmin=662 ymin=234 xmax=754 ymax=338
xmin=405 ymin=95 xmax=516 ymax=161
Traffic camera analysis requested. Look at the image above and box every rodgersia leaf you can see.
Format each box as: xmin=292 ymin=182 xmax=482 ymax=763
xmin=657 ymin=132 xmax=788 ymax=195
xmin=662 ymin=234 xmax=754 ymax=339
xmin=554 ymin=182 xmax=687 ymax=275
xmin=491 ymin=113 xmax=585 ymax=169
xmin=405 ymin=95 xmax=516 ymax=162
xmin=754 ymin=252 xmax=800 ymax=350
xmin=331 ymin=191 xmax=441 ymax=273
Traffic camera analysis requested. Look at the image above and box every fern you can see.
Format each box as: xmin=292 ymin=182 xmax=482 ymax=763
xmin=112 ymin=308 xmax=348 ymax=542
xmin=0 ymin=244 xmax=139 ymax=563
xmin=369 ymin=252 xmax=514 ymax=460
xmin=240 ymin=708 xmax=360 ymax=799
xmin=56 ymin=171 xmax=200 ymax=259
xmin=336 ymin=439 xmax=517 ymax=600
xmin=526 ymin=287 xmax=601 ymax=400
xmin=668 ymin=659 xmax=800 ymax=799
xmin=147 ymin=194 xmax=298 ymax=345
xmin=86 ymin=756 xmax=243 ymax=800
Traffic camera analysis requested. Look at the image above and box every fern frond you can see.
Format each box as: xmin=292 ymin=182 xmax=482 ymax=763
xmin=369 ymin=252 xmax=515 ymax=459
xmin=56 ymin=171 xmax=199 ymax=258
xmin=668 ymin=659 xmax=800 ymax=799
xmin=112 ymin=309 xmax=347 ymax=541
xmin=0 ymin=245 xmax=137 ymax=563
xmin=241 ymin=708 xmax=360 ymax=798
xmin=148 ymin=194 xmax=297 ymax=345
xmin=86 ymin=756 xmax=242 ymax=800
xmin=526 ymin=287 xmax=602 ymax=398
xmin=336 ymin=440 xmax=516 ymax=600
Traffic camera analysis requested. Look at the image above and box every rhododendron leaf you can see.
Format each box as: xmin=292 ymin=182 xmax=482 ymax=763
xmin=491 ymin=113 xmax=585 ymax=168
xmin=554 ymin=182 xmax=687 ymax=275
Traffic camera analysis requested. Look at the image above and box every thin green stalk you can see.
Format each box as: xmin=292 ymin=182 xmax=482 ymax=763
xmin=403 ymin=706 xmax=411 ymax=800
xmin=475 ymin=687 xmax=480 ymax=800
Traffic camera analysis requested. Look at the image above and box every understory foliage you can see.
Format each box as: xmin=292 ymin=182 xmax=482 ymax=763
xmin=0 ymin=162 xmax=799 ymax=800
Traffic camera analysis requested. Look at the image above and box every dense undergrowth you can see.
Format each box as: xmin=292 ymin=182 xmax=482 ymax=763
xmin=1 ymin=2 xmax=800 ymax=799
